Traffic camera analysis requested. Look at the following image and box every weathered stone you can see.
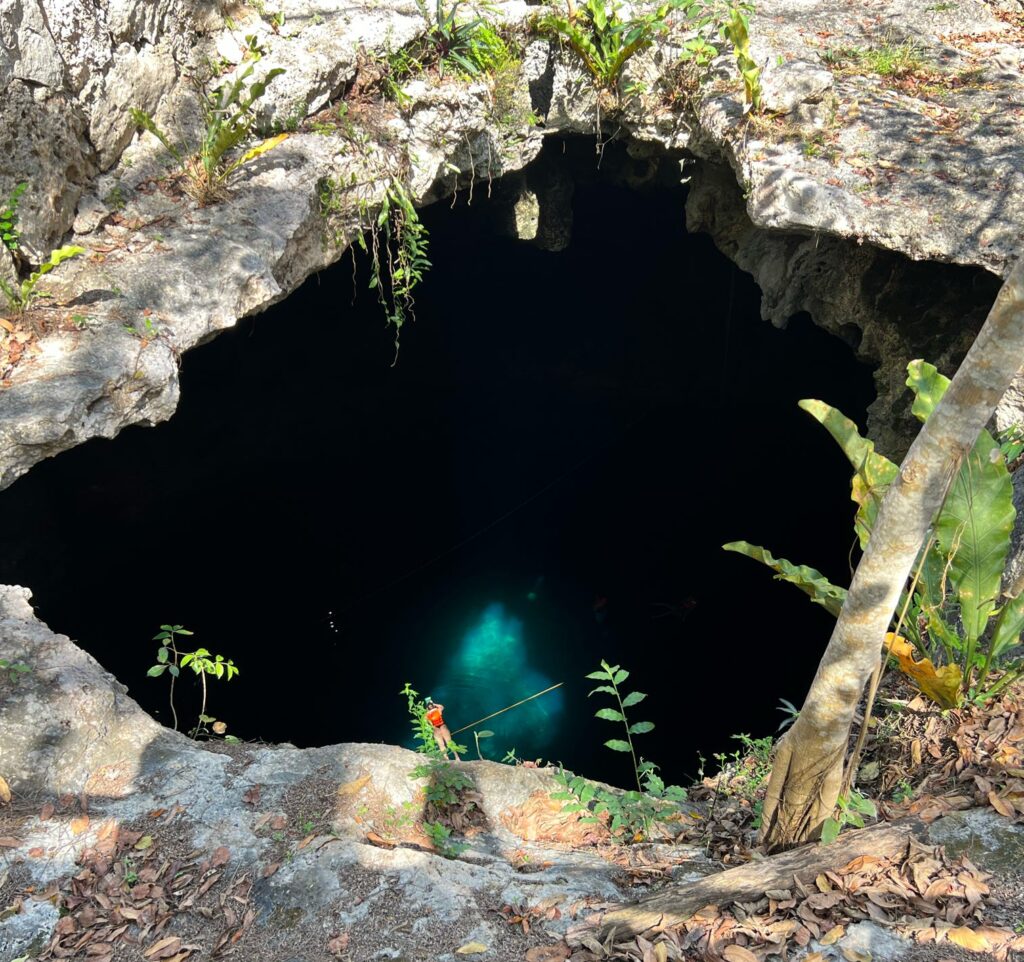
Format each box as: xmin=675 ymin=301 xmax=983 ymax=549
xmin=927 ymin=804 xmax=1024 ymax=874
xmin=759 ymin=59 xmax=834 ymax=115
xmin=0 ymin=586 xmax=708 ymax=960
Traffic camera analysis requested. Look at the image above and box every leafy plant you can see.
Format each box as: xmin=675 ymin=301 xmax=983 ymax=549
xmin=422 ymin=820 xmax=469 ymax=857
xmin=821 ymin=789 xmax=876 ymax=844
xmin=356 ymin=179 xmax=431 ymax=359
xmin=775 ymin=697 xmax=800 ymax=731
xmin=725 ymin=359 xmax=1024 ymax=706
xmin=472 ymin=728 xmax=494 ymax=759
xmin=0 ymin=245 xmax=85 ymax=316
xmin=551 ymin=659 xmax=687 ymax=842
xmin=586 ymin=658 xmax=654 ymax=791
xmin=720 ymin=5 xmax=761 ymax=111
xmin=409 ymin=758 xmax=475 ymax=807
xmin=130 ymin=63 xmax=287 ymax=206
xmin=414 ymin=0 xmax=489 ymax=77
xmin=538 ymin=0 xmax=689 ymax=96
xmin=0 ymin=658 xmax=31 ymax=685
xmin=147 ymin=625 xmax=238 ymax=737
xmin=0 ymin=182 xmax=27 ymax=252
xmin=401 ymin=682 xmax=446 ymax=756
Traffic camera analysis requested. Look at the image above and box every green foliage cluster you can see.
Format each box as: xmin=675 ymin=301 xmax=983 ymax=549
xmin=147 ymin=624 xmax=239 ymax=738
xmin=720 ymin=6 xmax=761 ymax=111
xmin=726 ymin=359 xmax=1024 ymax=706
xmin=822 ymin=789 xmax=876 ymax=844
xmin=0 ymin=244 xmax=86 ymax=317
xmin=823 ymin=38 xmax=923 ymax=79
xmin=409 ymin=758 xmax=475 ymax=807
xmin=412 ymin=0 xmax=504 ymax=78
xmin=356 ymin=180 xmax=431 ymax=358
xmin=400 ymin=681 xmax=467 ymax=756
xmin=552 ymin=660 xmax=687 ymax=842
xmin=538 ymin=0 xmax=688 ymax=96
xmin=0 ymin=658 xmax=31 ymax=685
xmin=422 ymin=820 xmax=469 ymax=857
xmin=130 ymin=63 xmax=286 ymax=206
xmin=1 ymin=182 xmax=27 ymax=252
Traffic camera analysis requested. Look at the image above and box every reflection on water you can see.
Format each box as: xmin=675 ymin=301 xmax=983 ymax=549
xmin=431 ymin=602 xmax=564 ymax=759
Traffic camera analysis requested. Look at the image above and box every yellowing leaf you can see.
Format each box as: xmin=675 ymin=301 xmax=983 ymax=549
xmin=821 ymin=926 xmax=845 ymax=945
xmin=988 ymin=791 xmax=1015 ymax=818
xmin=949 ymin=927 xmax=990 ymax=951
xmin=337 ymin=774 xmax=372 ymax=796
xmin=884 ymin=634 xmax=962 ymax=708
xmin=0 ymin=775 xmax=10 ymax=805
xmin=455 ymin=941 xmax=488 ymax=955
xmin=70 ymin=815 xmax=90 ymax=835
xmin=240 ymin=133 xmax=288 ymax=166
xmin=841 ymin=949 xmax=871 ymax=962
xmin=134 ymin=834 xmax=154 ymax=850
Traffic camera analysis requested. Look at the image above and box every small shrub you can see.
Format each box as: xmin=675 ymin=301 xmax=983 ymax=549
xmin=422 ymin=820 xmax=469 ymax=857
xmin=0 ymin=182 xmax=27 ymax=252
xmin=0 ymin=244 xmax=86 ymax=317
xmin=130 ymin=63 xmax=287 ymax=206
xmin=0 ymin=658 xmax=31 ymax=684
xmin=551 ymin=660 xmax=687 ymax=842
xmin=821 ymin=789 xmax=876 ymax=843
xmin=147 ymin=624 xmax=238 ymax=737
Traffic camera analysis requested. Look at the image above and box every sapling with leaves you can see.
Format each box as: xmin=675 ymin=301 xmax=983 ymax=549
xmin=0 ymin=182 xmax=27 ymax=252
xmin=147 ymin=625 xmax=238 ymax=738
xmin=552 ymin=659 xmax=687 ymax=842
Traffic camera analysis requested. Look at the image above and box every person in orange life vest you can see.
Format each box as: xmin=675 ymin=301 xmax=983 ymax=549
xmin=425 ymin=697 xmax=459 ymax=759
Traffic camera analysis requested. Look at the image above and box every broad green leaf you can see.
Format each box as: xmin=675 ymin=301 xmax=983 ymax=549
xmin=595 ymin=708 xmax=624 ymax=722
xmin=990 ymin=591 xmax=1024 ymax=661
xmin=723 ymin=541 xmax=847 ymax=616
xmin=604 ymin=739 xmax=631 ymax=752
xmin=156 ymin=647 xmax=169 ymax=663
xmin=147 ymin=665 xmax=167 ymax=677
xmin=629 ymin=721 xmax=654 ymax=735
xmin=620 ymin=691 xmax=646 ymax=707
xmin=909 ymin=362 xmax=1016 ymax=653
xmin=612 ymin=669 xmax=629 ymax=685
xmin=168 ymin=665 xmax=180 ymax=677
xmin=799 ymin=399 xmax=898 ymax=547
xmin=906 ymin=359 xmax=949 ymax=423
xmin=821 ymin=817 xmax=840 ymax=845
xmin=477 ymin=730 xmax=494 ymax=738
xmin=585 ymin=670 xmax=610 ymax=680
xmin=588 ymin=685 xmax=616 ymax=696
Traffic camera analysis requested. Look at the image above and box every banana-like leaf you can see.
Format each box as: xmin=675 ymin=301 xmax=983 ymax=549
xmin=223 ymin=133 xmax=289 ymax=180
xmin=799 ymin=399 xmax=898 ymax=548
xmin=884 ymin=633 xmax=962 ymax=708
xmin=722 ymin=541 xmax=847 ymax=616
xmin=989 ymin=590 xmax=1024 ymax=662
xmin=906 ymin=361 xmax=1016 ymax=654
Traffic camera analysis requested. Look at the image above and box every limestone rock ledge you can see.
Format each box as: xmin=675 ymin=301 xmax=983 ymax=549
xmin=0 ymin=0 xmax=1023 ymax=483
xmin=0 ymin=584 xmax=712 ymax=960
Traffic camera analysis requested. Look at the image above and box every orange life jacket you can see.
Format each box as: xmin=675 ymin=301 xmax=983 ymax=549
xmin=426 ymin=706 xmax=444 ymax=727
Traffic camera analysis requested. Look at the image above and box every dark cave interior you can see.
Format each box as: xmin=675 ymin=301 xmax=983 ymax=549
xmin=0 ymin=138 xmax=878 ymax=787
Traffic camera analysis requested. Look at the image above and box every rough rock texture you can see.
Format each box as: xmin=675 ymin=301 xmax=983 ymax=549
xmin=0 ymin=586 xmax=708 ymax=961
xmin=0 ymin=0 xmax=1023 ymax=481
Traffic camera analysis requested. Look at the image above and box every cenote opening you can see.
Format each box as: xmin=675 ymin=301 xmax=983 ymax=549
xmin=0 ymin=138 xmax=876 ymax=787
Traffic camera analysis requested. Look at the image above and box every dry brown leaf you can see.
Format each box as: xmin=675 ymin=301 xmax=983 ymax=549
xmin=28 ymin=846 xmax=44 ymax=857
xmin=821 ymin=926 xmax=845 ymax=945
xmin=40 ymin=802 xmax=54 ymax=820
xmin=841 ymin=949 xmax=871 ymax=962
xmin=261 ymin=862 xmax=280 ymax=878
xmin=0 ymin=318 xmax=14 ymax=333
xmin=722 ymin=945 xmax=760 ymax=962
xmin=70 ymin=815 xmax=90 ymax=835
xmin=337 ymin=774 xmax=372 ymax=796
xmin=948 ymin=927 xmax=990 ymax=951
xmin=0 ymin=775 xmax=10 ymax=805
xmin=0 ymin=837 xmax=20 ymax=848
xmin=211 ymin=845 xmax=230 ymax=867
xmin=524 ymin=946 xmax=569 ymax=962
xmin=269 ymin=814 xmax=287 ymax=831
xmin=144 ymin=936 xmax=182 ymax=959
xmin=987 ymin=791 xmax=1015 ymax=818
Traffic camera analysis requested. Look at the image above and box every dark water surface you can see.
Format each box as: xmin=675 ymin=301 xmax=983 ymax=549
xmin=0 ymin=140 xmax=876 ymax=787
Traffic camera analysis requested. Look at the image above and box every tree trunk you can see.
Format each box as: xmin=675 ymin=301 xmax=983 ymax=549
xmin=759 ymin=260 xmax=1024 ymax=853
